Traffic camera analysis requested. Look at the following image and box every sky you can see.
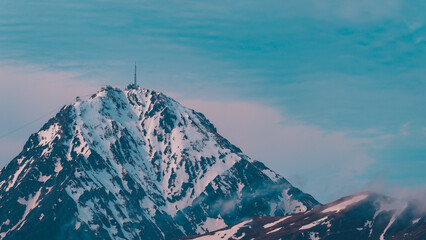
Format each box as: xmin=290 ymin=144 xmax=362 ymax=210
xmin=0 ymin=0 xmax=425 ymax=203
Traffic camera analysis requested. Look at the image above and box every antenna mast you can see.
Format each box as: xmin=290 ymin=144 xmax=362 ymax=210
xmin=134 ymin=62 xmax=137 ymax=87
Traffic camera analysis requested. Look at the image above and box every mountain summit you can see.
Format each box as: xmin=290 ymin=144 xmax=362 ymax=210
xmin=0 ymin=86 xmax=318 ymax=239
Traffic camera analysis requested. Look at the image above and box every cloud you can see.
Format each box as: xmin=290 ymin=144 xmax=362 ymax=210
xmin=174 ymin=97 xmax=380 ymax=202
xmin=0 ymin=61 xmax=100 ymax=166
xmin=278 ymin=0 xmax=406 ymax=23
xmin=367 ymin=176 xmax=426 ymax=214
xmin=400 ymin=122 xmax=410 ymax=136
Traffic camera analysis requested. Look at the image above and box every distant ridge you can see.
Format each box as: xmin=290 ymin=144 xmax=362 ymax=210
xmin=182 ymin=192 xmax=426 ymax=240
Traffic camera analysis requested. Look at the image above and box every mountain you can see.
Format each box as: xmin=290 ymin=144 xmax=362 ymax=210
xmin=0 ymin=86 xmax=319 ymax=240
xmin=182 ymin=192 xmax=426 ymax=240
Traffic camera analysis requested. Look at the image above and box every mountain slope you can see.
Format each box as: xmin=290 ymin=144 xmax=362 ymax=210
xmin=0 ymin=86 xmax=319 ymax=240
xmin=182 ymin=192 xmax=426 ymax=240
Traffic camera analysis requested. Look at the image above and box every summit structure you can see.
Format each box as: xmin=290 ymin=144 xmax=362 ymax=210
xmin=0 ymin=87 xmax=319 ymax=239
xmin=127 ymin=63 xmax=139 ymax=89
xmin=134 ymin=62 xmax=137 ymax=88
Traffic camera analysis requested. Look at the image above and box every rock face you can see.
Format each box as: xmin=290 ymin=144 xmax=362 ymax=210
xmin=182 ymin=192 xmax=426 ymax=240
xmin=0 ymin=86 xmax=319 ymax=240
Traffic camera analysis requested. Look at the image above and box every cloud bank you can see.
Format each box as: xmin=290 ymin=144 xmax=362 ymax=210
xmin=178 ymin=97 xmax=379 ymax=202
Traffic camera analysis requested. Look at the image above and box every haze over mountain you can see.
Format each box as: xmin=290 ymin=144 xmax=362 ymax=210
xmin=0 ymin=86 xmax=318 ymax=240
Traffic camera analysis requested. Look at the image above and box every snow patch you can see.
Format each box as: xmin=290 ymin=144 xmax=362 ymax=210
xmin=38 ymin=123 xmax=61 ymax=146
xmin=75 ymin=221 xmax=81 ymax=230
xmin=5 ymin=161 xmax=29 ymax=191
xmin=412 ymin=218 xmax=421 ymax=224
xmin=322 ymin=194 xmax=368 ymax=213
xmin=54 ymin=159 xmax=63 ymax=174
xmin=262 ymin=169 xmax=280 ymax=183
xmin=192 ymin=219 xmax=252 ymax=240
xmin=264 ymin=216 xmax=292 ymax=228
xmin=38 ymin=174 xmax=51 ymax=182
xmin=17 ymin=188 xmax=43 ymax=220
xmin=379 ymin=203 xmax=408 ymax=240
xmin=266 ymin=227 xmax=282 ymax=234
xmin=6 ymin=187 xmax=44 ymax=232
xmin=197 ymin=216 xmax=227 ymax=233
xmin=309 ymin=232 xmax=320 ymax=240
xmin=364 ymin=220 xmax=372 ymax=228
xmin=299 ymin=216 xmax=328 ymax=230
xmin=140 ymin=198 xmax=157 ymax=217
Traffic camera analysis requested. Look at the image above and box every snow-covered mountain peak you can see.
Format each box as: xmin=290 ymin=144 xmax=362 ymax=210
xmin=0 ymin=86 xmax=319 ymax=240
xmin=61 ymin=86 xmax=248 ymax=210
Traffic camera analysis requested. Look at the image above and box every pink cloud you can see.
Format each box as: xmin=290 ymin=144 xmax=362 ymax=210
xmin=0 ymin=61 xmax=100 ymax=166
xmin=175 ymin=97 xmax=378 ymax=202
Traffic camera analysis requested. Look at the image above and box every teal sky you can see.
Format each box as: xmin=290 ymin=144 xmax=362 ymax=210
xmin=0 ymin=0 xmax=425 ymax=202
